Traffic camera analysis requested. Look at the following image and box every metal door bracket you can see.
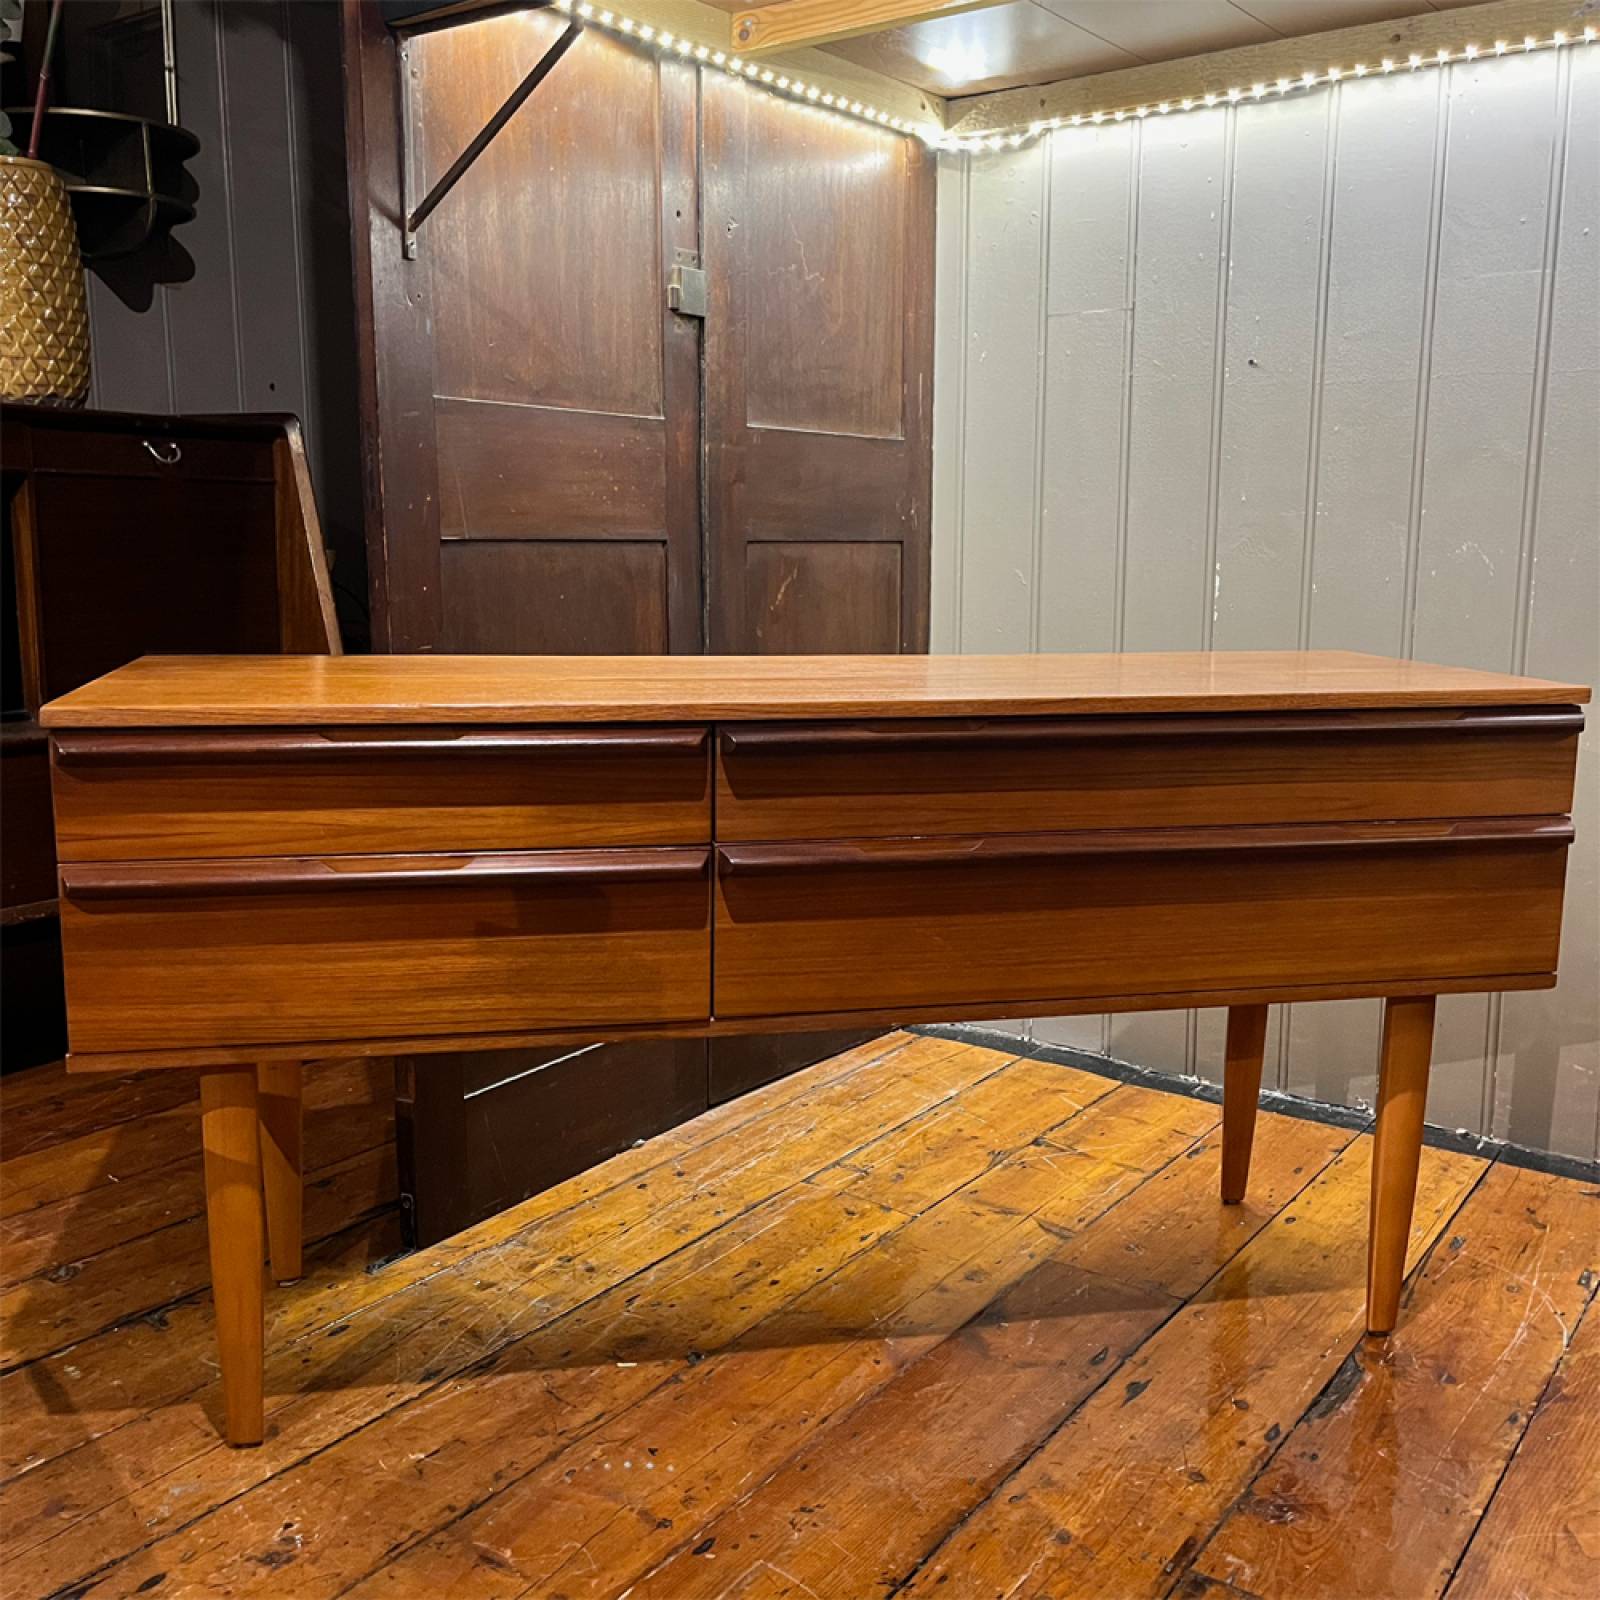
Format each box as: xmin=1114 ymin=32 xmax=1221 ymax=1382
xmin=399 ymin=15 xmax=583 ymax=259
xmin=668 ymin=249 xmax=708 ymax=318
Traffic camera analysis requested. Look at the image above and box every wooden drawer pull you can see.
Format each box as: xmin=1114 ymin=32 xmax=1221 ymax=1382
xmin=62 ymin=848 xmax=712 ymax=901
xmin=53 ymin=727 xmax=709 ymax=766
xmin=719 ymin=707 xmax=1585 ymax=755
xmin=716 ymin=818 xmax=1574 ymax=876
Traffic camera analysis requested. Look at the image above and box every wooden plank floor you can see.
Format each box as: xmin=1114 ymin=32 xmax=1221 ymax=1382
xmin=1 ymin=1031 xmax=1595 ymax=1599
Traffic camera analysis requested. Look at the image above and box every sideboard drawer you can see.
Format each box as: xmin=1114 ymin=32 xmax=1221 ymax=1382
xmin=51 ymin=725 xmax=712 ymax=860
xmin=59 ymin=849 xmax=712 ymax=1052
xmin=715 ymin=708 xmax=1582 ymax=841
xmin=713 ymin=821 xmax=1571 ymax=1018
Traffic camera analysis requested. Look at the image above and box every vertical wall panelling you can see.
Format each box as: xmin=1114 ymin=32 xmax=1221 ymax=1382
xmin=934 ymin=51 xmax=1600 ymax=1158
xmin=1495 ymin=42 xmax=1599 ymax=1157
xmin=957 ymin=142 xmax=1045 ymax=655
xmin=82 ymin=0 xmax=361 ymax=626
xmin=930 ymin=153 xmax=967 ymax=656
xmin=218 ymin=2 xmax=309 ymax=420
xmin=1287 ymin=67 xmax=1445 ymax=1112
xmin=1412 ymin=50 xmax=1564 ymax=1132
xmin=1110 ymin=106 xmax=1232 ymax=1078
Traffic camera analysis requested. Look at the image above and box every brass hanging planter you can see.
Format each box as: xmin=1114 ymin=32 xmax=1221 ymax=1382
xmin=0 ymin=152 xmax=91 ymax=407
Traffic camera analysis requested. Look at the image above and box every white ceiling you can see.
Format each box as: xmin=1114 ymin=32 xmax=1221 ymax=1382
xmin=709 ymin=1 xmax=1493 ymax=99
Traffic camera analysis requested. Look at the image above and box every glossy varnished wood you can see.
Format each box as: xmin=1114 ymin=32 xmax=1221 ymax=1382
xmin=1221 ymin=1002 xmax=1268 ymax=1204
xmin=50 ymin=725 xmax=712 ymax=860
xmin=255 ymin=1060 xmax=303 ymax=1284
xmin=198 ymin=1069 xmax=265 ymax=1447
xmin=713 ymin=823 xmax=1570 ymax=1020
xmin=717 ymin=708 xmax=1583 ymax=840
xmin=57 ymin=849 xmax=714 ymax=1053
xmin=3 ymin=1036 xmax=1593 ymax=1600
xmin=1366 ymin=994 xmax=1438 ymax=1335
xmin=37 ymin=649 xmax=1591 ymax=727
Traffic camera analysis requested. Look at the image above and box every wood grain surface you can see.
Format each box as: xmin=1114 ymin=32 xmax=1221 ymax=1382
xmin=51 ymin=729 xmax=712 ymax=859
xmin=38 ymin=650 xmax=1591 ymax=727
xmin=717 ymin=708 xmax=1583 ymax=840
xmin=58 ymin=852 xmax=713 ymax=1053
xmin=713 ymin=827 xmax=1570 ymax=1018
xmin=5 ymin=1033 xmax=1593 ymax=1600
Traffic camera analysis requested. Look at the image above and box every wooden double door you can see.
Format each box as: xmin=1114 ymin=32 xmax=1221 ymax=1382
xmin=344 ymin=4 xmax=934 ymax=1241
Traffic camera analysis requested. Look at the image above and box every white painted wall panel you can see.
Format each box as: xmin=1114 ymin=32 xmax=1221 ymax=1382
xmin=1211 ymin=92 xmax=1330 ymax=653
xmin=957 ymin=144 xmax=1047 ymax=653
xmin=932 ymin=51 xmax=1600 ymax=1158
xmin=1496 ymin=43 xmax=1600 ymax=1158
xmin=1121 ymin=109 xmax=1230 ymax=657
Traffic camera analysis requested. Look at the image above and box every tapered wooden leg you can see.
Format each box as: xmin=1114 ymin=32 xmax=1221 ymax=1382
xmin=1221 ymin=1004 xmax=1268 ymax=1204
xmin=257 ymin=1061 xmax=304 ymax=1283
xmin=1366 ymin=994 xmax=1437 ymax=1336
xmin=200 ymin=1069 xmax=265 ymax=1446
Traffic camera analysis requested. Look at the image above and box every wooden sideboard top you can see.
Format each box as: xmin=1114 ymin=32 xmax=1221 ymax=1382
xmin=38 ymin=650 xmax=1590 ymax=727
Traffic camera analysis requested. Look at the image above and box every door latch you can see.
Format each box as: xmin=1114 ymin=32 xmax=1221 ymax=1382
xmin=667 ymin=248 xmax=708 ymax=318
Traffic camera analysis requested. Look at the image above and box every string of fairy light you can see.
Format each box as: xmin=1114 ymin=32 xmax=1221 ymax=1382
xmin=550 ymin=2 xmax=1597 ymax=150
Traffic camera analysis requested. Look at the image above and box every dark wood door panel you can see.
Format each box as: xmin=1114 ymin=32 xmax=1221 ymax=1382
xmin=439 ymin=541 xmax=672 ymax=654
xmin=415 ymin=10 xmax=664 ymax=417
xmin=396 ymin=1038 xmax=708 ymax=1246
xmin=406 ymin=17 xmax=701 ymax=656
xmin=738 ymin=102 xmax=907 ymax=441
xmin=703 ymin=72 xmax=934 ymax=654
xmin=745 ymin=541 xmax=903 ymax=653
xmin=436 ymin=400 xmax=668 ymax=540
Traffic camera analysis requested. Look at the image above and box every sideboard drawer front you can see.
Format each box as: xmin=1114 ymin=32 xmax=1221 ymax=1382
xmin=51 ymin=726 xmax=712 ymax=860
xmin=59 ymin=850 xmax=712 ymax=1052
xmin=713 ymin=823 xmax=1570 ymax=1018
xmin=715 ymin=709 xmax=1583 ymax=841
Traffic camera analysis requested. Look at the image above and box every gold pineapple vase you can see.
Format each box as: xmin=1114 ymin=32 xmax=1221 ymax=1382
xmin=0 ymin=154 xmax=91 ymax=407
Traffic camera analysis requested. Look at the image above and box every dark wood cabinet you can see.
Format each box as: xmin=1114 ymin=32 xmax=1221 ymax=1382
xmin=343 ymin=1 xmax=933 ymax=1241
xmin=0 ymin=404 xmax=340 ymax=1071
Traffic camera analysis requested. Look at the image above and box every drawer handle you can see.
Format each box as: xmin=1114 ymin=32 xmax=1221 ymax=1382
xmin=716 ymin=818 xmax=1574 ymax=876
xmin=719 ymin=707 xmax=1585 ymax=755
xmin=142 ymin=439 xmax=183 ymax=465
xmin=53 ymin=727 xmax=709 ymax=767
xmin=62 ymin=849 xmax=711 ymax=901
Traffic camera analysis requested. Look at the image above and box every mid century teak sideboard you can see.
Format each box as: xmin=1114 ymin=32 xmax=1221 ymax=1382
xmin=38 ymin=649 xmax=1588 ymax=1446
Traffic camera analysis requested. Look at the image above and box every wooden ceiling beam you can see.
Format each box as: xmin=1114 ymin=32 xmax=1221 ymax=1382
xmin=619 ymin=1 xmax=945 ymax=128
xmin=731 ymin=0 xmax=1008 ymax=57
xmin=942 ymin=0 xmax=1589 ymax=139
